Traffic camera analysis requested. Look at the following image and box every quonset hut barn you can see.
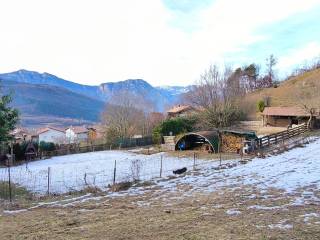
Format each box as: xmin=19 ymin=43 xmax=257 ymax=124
xmin=175 ymin=130 xmax=257 ymax=153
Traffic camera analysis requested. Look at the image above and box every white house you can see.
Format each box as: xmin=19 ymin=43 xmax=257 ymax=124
xmin=37 ymin=127 xmax=66 ymax=144
xmin=65 ymin=126 xmax=89 ymax=143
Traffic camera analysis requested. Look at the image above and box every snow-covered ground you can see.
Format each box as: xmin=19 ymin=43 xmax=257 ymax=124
xmin=154 ymin=137 xmax=320 ymax=195
xmin=0 ymin=150 xmax=215 ymax=194
xmin=1 ymin=137 xmax=319 ymax=197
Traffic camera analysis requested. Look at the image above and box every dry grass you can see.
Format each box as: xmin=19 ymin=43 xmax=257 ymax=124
xmin=243 ymin=68 xmax=320 ymax=119
xmin=1 ymin=184 xmax=319 ymax=240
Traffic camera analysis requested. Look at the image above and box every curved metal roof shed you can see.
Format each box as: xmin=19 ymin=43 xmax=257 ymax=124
xmin=175 ymin=131 xmax=219 ymax=152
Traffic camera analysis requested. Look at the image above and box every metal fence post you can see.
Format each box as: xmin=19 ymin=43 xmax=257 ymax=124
xmin=193 ymin=152 xmax=196 ymax=170
xmin=113 ymin=160 xmax=117 ymax=185
xmin=160 ymin=155 xmax=163 ymax=178
xmin=8 ymin=163 xmax=12 ymax=203
xmin=47 ymin=167 xmax=51 ymax=196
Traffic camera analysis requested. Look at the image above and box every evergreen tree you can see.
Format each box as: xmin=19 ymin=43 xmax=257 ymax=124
xmin=0 ymin=85 xmax=19 ymax=143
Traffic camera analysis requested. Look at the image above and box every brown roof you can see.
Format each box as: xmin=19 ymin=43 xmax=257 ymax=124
xmin=167 ymin=105 xmax=193 ymax=114
xmin=37 ymin=126 xmax=65 ymax=135
xmin=262 ymin=107 xmax=310 ymax=117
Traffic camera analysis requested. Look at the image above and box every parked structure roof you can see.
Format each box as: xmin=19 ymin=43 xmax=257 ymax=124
xmin=262 ymin=107 xmax=310 ymax=117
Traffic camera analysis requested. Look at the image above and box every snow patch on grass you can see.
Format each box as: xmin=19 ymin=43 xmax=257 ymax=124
xmin=226 ymin=209 xmax=241 ymax=216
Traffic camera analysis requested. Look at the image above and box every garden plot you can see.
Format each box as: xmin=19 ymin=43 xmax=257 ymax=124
xmin=0 ymin=150 xmax=216 ymax=194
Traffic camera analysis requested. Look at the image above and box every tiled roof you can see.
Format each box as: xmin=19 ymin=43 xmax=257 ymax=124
xmin=37 ymin=126 xmax=65 ymax=135
xmin=262 ymin=107 xmax=310 ymax=117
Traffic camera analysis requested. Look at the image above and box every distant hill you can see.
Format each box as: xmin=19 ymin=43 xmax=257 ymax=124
xmin=243 ymin=68 xmax=320 ymax=119
xmin=100 ymin=80 xmax=189 ymax=111
xmin=1 ymin=80 xmax=105 ymax=127
xmin=0 ymin=69 xmax=103 ymax=101
xmin=0 ymin=70 xmax=188 ymax=126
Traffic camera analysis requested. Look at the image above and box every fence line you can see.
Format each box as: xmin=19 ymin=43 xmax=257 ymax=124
xmin=256 ymin=123 xmax=309 ymax=149
xmin=0 ymin=125 xmax=313 ymax=202
xmin=39 ymin=136 xmax=153 ymax=159
xmin=0 ymin=151 xmax=236 ymax=201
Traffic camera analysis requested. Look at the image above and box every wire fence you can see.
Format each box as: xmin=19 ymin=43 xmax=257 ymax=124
xmin=0 ymin=151 xmax=236 ymax=202
xmin=0 ymin=133 xmax=314 ymax=203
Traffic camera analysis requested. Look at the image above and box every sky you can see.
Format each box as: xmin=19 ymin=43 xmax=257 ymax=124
xmin=0 ymin=0 xmax=320 ymax=86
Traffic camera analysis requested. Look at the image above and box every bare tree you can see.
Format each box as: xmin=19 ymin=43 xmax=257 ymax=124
xmin=184 ymin=64 xmax=222 ymax=109
xmin=102 ymin=92 xmax=157 ymax=142
xmin=102 ymin=91 xmax=149 ymax=140
xmin=265 ymin=54 xmax=277 ymax=87
xmin=184 ymin=64 xmax=246 ymax=129
xmin=296 ymin=86 xmax=319 ymax=128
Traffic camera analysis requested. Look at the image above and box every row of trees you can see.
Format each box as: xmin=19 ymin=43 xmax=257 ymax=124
xmin=222 ymin=54 xmax=277 ymax=93
xmin=101 ymin=91 xmax=164 ymax=144
xmin=179 ymin=55 xmax=278 ymax=130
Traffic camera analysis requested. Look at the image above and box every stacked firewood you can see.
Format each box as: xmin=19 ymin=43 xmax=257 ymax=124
xmin=221 ymin=134 xmax=244 ymax=153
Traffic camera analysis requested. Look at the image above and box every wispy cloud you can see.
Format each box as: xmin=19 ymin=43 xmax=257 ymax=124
xmin=0 ymin=0 xmax=319 ymax=86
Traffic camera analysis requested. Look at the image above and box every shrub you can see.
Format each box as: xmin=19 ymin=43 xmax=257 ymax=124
xmin=104 ymin=127 xmax=120 ymax=145
xmin=39 ymin=141 xmax=56 ymax=152
xmin=13 ymin=142 xmax=28 ymax=161
xmin=154 ymin=117 xmax=196 ymax=137
xmin=257 ymin=100 xmax=265 ymax=113
xmin=152 ymin=126 xmax=163 ymax=144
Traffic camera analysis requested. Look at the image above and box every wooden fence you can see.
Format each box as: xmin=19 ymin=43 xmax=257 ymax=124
xmin=256 ymin=123 xmax=309 ymax=149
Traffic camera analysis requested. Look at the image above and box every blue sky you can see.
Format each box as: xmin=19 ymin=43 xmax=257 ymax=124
xmin=0 ymin=0 xmax=319 ymax=86
xmin=163 ymin=0 xmax=213 ymax=12
xmin=224 ymin=4 xmax=320 ymax=74
xmin=164 ymin=0 xmax=320 ymax=77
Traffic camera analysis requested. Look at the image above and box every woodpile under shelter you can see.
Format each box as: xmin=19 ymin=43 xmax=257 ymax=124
xmin=261 ymin=107 xmax=311 ymax=127
xmin=175 ymin=130 xmax=257 ymax=153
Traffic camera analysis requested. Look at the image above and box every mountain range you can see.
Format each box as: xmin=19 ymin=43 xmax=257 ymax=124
xmin=0 ymin=70 xmax=189 ymax=127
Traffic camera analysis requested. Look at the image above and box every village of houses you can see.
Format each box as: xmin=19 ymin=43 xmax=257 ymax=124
xmin=13 ymin=125 xmax=100 ymax=146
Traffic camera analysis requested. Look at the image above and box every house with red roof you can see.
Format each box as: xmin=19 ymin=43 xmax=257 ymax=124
xmin=65 ymin=126 xmax=92 ymax=143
